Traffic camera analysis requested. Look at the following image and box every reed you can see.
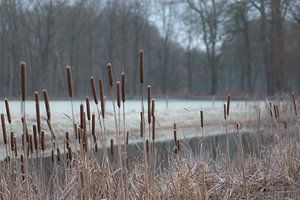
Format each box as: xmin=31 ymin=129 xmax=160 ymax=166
xmin=139 ymin=50 xmax=144 ymax=84
xmin=43 ymin=89 xmax=51 ymax=121
xmin=20 ymin=62 xmax=26 ymax=101
xmin=4 ymin=98 xmax=11 ymax=124
xmin=66 ymin=66 xmax=73 ymax=98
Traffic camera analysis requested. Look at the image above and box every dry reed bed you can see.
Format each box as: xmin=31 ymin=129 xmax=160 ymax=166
xmin=0 ymin=54 xmax=299 ymax=199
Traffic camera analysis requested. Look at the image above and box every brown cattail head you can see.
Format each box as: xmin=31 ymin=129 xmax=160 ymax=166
xmin=147 ymin=85 xmax=151 ymax=124
xmin=99 ymin=78 xmax=105 ymax=118
xmin=269 ymin=102 xmax=273 ymax=117
xmin=43 ymin=89 xmax=51 ymax=121
xmin=146 ymin=139 xmax=149 ymax=153
xmin=284 ymin=121 xmax=287 ymax=129
xmin=86 ymin=96 xmax=91 ymax=121
xmin=223 ymin=104 xmax=227 ymax=120
xmin=65 ymin=132 xmax=70 ymax=150
xmin=116 ymin=81 xmax=121 ymax=108
xmin=94 ymin=143 xmax=98 ymax=152
xmin=80 ymin=104 xmax=84 ymax=129
xmin=33 ymin=125 xmax=38 ymax=151
xmin=13 ymin=136 xmax=17 ymax=157
xmin=200 ymin=111 xmax=204 ymax=128
xmin=66 ymin=66 xmax=73 ymax=98
xmin=140 ymin=112 xmax=144 ymax=138
xmin=151 ymin=98 xmax=155 ymax=117
xmin=51 ymin=150 xmax=54 ymax=163
xmin=276 ymin=106 xmax=279 ymax=118
xmin=110 ymin=139 xmax=114 ymax=155
xmin=20 ymin=62 xmax=26 ymax=101
xmin=273 ymin=105 xmax=277 ymax=118
xmin=10 ymin=132 xmax=14 ymax=151
xmin=139 ymin=49 xmax=144 ymax=84
xmin=121 ymin=73 xmax=126 ymax=102
xmin=29 ymin=134 xmax=33 ymax=154
xmin=176 ymin=140 xmax=180 ymax=154
xmin=126 ymin=132 xmax=129 ymax=145
xmin=41 ymin=131 xmax=45 ymax=151
xmin=152 ymin=116 xmax=156 ymax=141
xmin=34 ymin=92 xmax=41 ymax=134
xmin=1 ymin=114 xmax=7 ymax=145
xmin=57 ymin=148 xmax=61 ymax=162
xmin=226 ymin=95 xmax=231 ymax=116
xmin=107 ymin=63 xmax=114 ymax=87
xmin=4 ymin=98 xmax=11 ymax=124
xmin=236 ymin=122 xmax=241 ymax=131
xmin=173 ymin=123 xmax=177 ymax=144
xmin=92 ymin=114 xmax=95 ymax=137
xmin=90 ymin=77 xmax=98 ymax=105
xmin=74 ymin=124 xmax=78 ymax=140
xmin=292 ymin=93 xmax=297 ymax=116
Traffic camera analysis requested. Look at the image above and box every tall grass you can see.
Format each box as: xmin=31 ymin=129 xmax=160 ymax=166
xmin=0 ymin=54 xmax=299 ymax=199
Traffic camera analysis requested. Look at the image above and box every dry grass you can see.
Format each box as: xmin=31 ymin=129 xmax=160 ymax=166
xmin=0 ymin=59 xmax=299 ymax=200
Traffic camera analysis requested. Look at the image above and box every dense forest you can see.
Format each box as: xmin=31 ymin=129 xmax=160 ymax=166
xmin=0 ymin=0 xmax=299 ymax=98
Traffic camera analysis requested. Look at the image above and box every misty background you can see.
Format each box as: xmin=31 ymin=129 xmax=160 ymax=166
xmin=0 ymin=0 xmax=299 ymax=99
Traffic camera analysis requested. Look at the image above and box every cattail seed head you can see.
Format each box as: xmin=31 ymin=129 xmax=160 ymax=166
xmin=107 ymin=63 xmax=114 ymax=87
xmin=29 ymin=134 xmax=33 ymax=154
xmin=140 ymin=112 xmax=144 ymax=138
xmin=1 ymin=114 xmax=7 ymax=145
xmin=121 ymin=73 xmax=126 ymax=102
xmin=13 ymin=136 xmax=17 ymax=157
xmin=90 ymin=77 xmax=98 ymax=105
xmin=147 ymin=85 xmax=151 ymax=124
xmin=65 ymin=132 xmax=70 ymax=150
xmin=99 ymin=78 xmax=105 ymax=118
xmin=10 ymin=132 xmax=14 ymax=151
xmin=176 ymin=140 xmax=180 ymax=153
xmin=292 ymin=93 xmax=297 ymax=116
xmin=226 ymin=95 xmax=231 ymax=116
xmin=126 ymin=132 xmax=129 ymax=145
xmin=92 ymin=114 xmax=95 ymax=137
xmin=33 ymin=125 xmax=38 ymax=151
xmin=57 ymin=148 xmax=61 ymax=162
xmin=269 ymin=102 xmax=273 ymax=117
xmin=146 ymin=139 xmax=149 ymax=153
xmin=66 ymin=66 xmax=73 ymax=98
xmin=4 ymin=98 xmax=11 ymax=124
xmin=152 ymin=116 xmax=156 ymax=141
xmin=41 ymin=131 xmax=45 ymax=151
xmin=86 ymin=96 xmax=91 ymax=121
xmin=110 ymin=139 xmax=114 ymax=155
xmin=35 ymin=92 xmax=41 ymax=134
xmin=139 ymin=50 xmax=144 ymax=84
xmin=20 ymin=62 xmax=26 ymax=101
xmin=223 ymin=104 xmax=227 ymax=120
xmin=80 ymin=104 xmax=84 ymax=129
xmin=43 ymin=89 xmax=51 ymax=121
xmin=151 ymin=98 xmax=155 ymax=117
xmin=200 ymin=111 xmax=204 ymax=128
xmin=116 ymin=81 xmax=121 ymax=108
xmin=173 ymin=123 xmax=177 ymax=144
xmin=51 ymin=150 xmax=54 ymax=163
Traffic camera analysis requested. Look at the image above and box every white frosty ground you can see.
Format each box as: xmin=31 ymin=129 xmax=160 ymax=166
xmin=0 ymin=99 xmax=269 ymax=159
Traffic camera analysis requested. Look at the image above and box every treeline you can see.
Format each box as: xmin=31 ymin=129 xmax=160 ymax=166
xmin=0 ymin=0 xmax=299 ymax=98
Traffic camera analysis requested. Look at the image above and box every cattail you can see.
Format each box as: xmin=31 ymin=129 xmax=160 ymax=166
xmin=121 ymin=73 xmax=126 ymax=102
xmin=173 ymin=123 xmax=177 ymax=144
xmin=4 ymin=98 xmax=11 ymax=124
xmin=86 ymin=97 xmax=91 ymax=121
xmin=90 ymin=77 xmax=98 ymax=105
xmin=292 ymin=93 xmax=297 ymax=116
xmin=276 ymin=106 xmax=279 ymax=118
xmin=13 ymin=136 xmax=17 ymax=157
xmin=10 ymin=132 xmax=14 ymax=151
xmin=80 ymin=104 xmax=84 ymax=129
xmin=22 ymin=134 xmax=25 ymax=151
xmin=139 ymin=50 xmax=144 ymax=84
xmin=116 ymin=81 xmax=121 ymax=108
xmin=151 ymin=98 xmax=155 ymax=117
xmin=65 ymin=132 xmax=70 ymax=150
xmin=43 ymin=89 xmax=51 ymax=121
xmin=99 ymin=78 xmax=105 ymax=118
xmin=176 ymin=140 xmax=180 ymax=153
xmin=269 ymin=102 xmax=273 ymax=117
xmin=21 ymin=117 xmax=29 ymax=143
xmin=223 ymin=104 xmax=227 ymax=120
xmin=33 ymin=125 xmax=38 ymax=151
xmin=236 ymin=122 xmax=241 ymax=131
xmin=51 ymin=150 xmax=54 ymax=163
xmin=41 ymin=131 xmax=45 ymax=152
xmin=140 ymin=112 xmax=144 ymax=138
xmin=107 ymin=63 xmax=114 ymax=87
xmin=284 ymin=121 xmax=287 ymax=129
xmin=226 ymin=95 xmax=231 ymax=116
xmin=57 ymin=148 xmax=61 ymax=162
xmin=29 ymin=134 xmax=33 ymax=154
xmin=126 ymin=131 xmax=129 ymax=145
xmin=66 ymin=66 xmax=73 ymax=98
xmin=20 ymin=62 xmax=26 ymax=101
xmin=68 ymin=147 xmax=72 ymax=160
xmin=92 ymin=114 xmax=95 ymax=137
xmin=152 ymin=116 xmax=156 ymax=141
xmin=146 ymin=139 xmax=149 ymax=153
xmin=74 ymin=123 xmax=78 ymax=140
xmin=20 ymin=155 xmax=24 ymax=172
xmin=200 ymin=111 xmax=204 ymax=128
xmin=34 ymin=92 xmax=41 ymax=134
xmin=147 ymin=85 xmax=151 ymax=124
xmin=273 ymin=105 xmax=277 ymax=118
xmin=95 ymin=143 xmax=98 ymax=152
xmin=1 ymin=114 xmax=7 ymax=145
xmin=110 ymin=139 xmax=114 ymax=155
